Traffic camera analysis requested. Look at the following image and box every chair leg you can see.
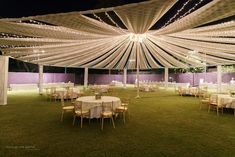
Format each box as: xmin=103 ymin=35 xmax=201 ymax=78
xmin=217 ymin=107 xmax=219 ymax=116
xmin=208 ymin=105 xmax=210 ymax=113
xmin=127 ymin=110 xmax=130 ymax=120
xmin=80 ymin=116 xmax=83 ymax=128
xmin=111 ymin=116 xmax=115 ymax=128
xmin=73 ymin=115 xmax=76 ymax=125
xmin=123 ymin=112 xmax=126 ymax=124
xmin=61 ymin=111 xmax=64 ymax=122
xmin=101 ymin=117 xmax=104 ymax=130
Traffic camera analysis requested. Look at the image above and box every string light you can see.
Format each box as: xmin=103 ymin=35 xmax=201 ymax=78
xmin=198 ymin=21 xmax=234 ymax=32
xmin=104 ymin=12 xmax=126 ymax=33
xmin=162 ymin=0 xmax=205 ymax=28
xmin=177 ymin=0 xmax=204 ymax=21
xmin=162 ymin=0 xmax=192 ymax=28
xmin=28 ymin=19 xmax=46 ymax=25
xmin=92 ymin=12 xmax=123 ymax=34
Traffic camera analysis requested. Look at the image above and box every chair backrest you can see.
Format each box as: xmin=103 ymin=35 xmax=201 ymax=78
xmin=50 ymin=87 xmax=56 ymax=94
xmin=209 ymin=94 xmax=218 ymax=104
xmin=45 ymin=88 xmax=49 ymax=95
xmin=122 ymin=98 xmax=130 ymax=104
xmin=60 ymin=94 xmax=65 ymax=106
xmin=74 ymin=101 xmax=82 ymax=111
xmin=102 ymin=101 xmax=114 ymax=113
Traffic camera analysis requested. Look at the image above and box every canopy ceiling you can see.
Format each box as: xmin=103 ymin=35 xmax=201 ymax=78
xmin=0 ymin=0 xmax=235 ymax=69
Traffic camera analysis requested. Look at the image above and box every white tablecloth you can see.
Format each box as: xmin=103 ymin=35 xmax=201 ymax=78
xmin=211 ymin=94 xmax=235 ymax=108
xmin=76 ymin=96 xmax=121 ymax=118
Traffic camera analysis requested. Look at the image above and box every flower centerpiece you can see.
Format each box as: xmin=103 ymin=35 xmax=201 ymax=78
xmin=95 ymin=92 xmax=102 ymax=100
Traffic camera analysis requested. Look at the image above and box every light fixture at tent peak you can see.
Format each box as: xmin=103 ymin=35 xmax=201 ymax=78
xmin=129 ymin=33 xmax=146 ymax=43
xmin=188 ymin=50 xmax=198 ymax=55
xmin=33 ymin=49 xmax=45 ymax=53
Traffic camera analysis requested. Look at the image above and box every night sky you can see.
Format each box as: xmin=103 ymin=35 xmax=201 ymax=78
xmin=0 ymin=0 xmax=147 ymax=18
xmin=0 ymin=0 xmax=212 ymax=19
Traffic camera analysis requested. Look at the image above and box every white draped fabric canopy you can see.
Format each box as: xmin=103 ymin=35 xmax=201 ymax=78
xmin=0 ymin=0 xmax=235 ymax=69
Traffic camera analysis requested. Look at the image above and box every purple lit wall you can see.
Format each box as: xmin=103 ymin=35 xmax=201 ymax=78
xmin=8 ymin=72 xmax=235 ymax=86
xmin=77 ymin=74 xmax=164 ymax=85
xmin=88 ymin=74 xmax=123 ymax=84
xmin=8 ymin=72 xmax=75 ymax=84
xmin=175 ymin=72 xmax=230 ymax=86
xmin=176 ymin=73 xmax=194 ymax=85
xmin=8 ymin=72 xmax=38 ymax=84
xmin=222 ymin=73 xmax=235 ymax=83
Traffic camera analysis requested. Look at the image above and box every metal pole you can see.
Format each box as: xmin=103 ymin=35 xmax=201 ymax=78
xmin=0 ymin=56 xmax=9 ymax=105
xmin=123 ymin=68 xmax=127 ymax=88
xmin=164 ymin=67 xmax=168 ymax=89
xmin=84 ymin=67 xmax=88 ymax=88
xmin=217 ymin=65 xmax=222 ymax=93
xmin=38 ymin=65 xmax=43 ymax=95
xmin=136 ymin=42 xmax=140 ymax=98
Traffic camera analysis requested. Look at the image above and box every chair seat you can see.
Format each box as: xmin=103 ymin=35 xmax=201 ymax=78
xmin=201 ymin=99 xmax=209 ymax=103
xmin=116 ymin=106 xmax=128 ymax=111
xmin=62 ymin=106 xmax=74 ymax=110
xmin=210 ymin=103 xmax=217 ymax=106
xmin=51 ymin=93 xmax=58 ymax=97
xmin=101 ymin=111 xmax=113 ymax=117
xmin=75 ymin=110 xmax=89 ymax=115
xmin=121 ymin=103 xmax=128 ymax=106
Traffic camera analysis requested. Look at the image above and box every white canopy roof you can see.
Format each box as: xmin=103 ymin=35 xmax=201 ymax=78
xmin=0 ymin=0 xmax=235 ymax=69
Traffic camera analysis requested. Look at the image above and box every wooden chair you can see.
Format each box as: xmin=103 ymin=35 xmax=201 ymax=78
xmin=45 ymin=88 xmax=51 ymax=101
xmin=60 ymin=93 xmax=74 ymax=122
xmin=117 ymin=98 xmax=130 ymax=123
xmin=216 ymin=97 xmax=230 ymax=116
xmin=100 ymin=101 xmax=115 ymax=130
xmin=208 ymin=95 xmax=218 ymax=113
xmin=216 ymin=97 xmax=228 ymax=116
xmin=199 ymin=92 xmax=209 ymax=110
xmin=50 ymin=87 xmax=58 ymax=101
xmin=73 ymin=101 xmax=90 ymax=128
xmin=115 ymin=105 xmax=128 ymax=124
xmin=178 ymin=87 xmax=184 ymax=96
xmin=67 ymin=88 xmax=79 ymax=102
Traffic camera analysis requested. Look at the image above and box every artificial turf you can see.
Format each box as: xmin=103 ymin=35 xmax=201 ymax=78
xmin=1 ymin=88 xmax=235 ymax=157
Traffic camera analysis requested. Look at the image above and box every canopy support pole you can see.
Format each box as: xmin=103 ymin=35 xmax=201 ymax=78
xmin=164 ymin=67 xmax=168 ymax=89
xmin=136 ymin=42 xmax=140 ymax=98
xmin=0 ymin=56 xmax=9 ymax=105
xmin=217 ymin=65 xmax=222 ymax=93
xmin=123 ymin=68 xmax=127 ymax=88
xmin=84 ymin=67 xmax=88 ymax=88
xmin=38 ymin=65 xmax=43 ymax=95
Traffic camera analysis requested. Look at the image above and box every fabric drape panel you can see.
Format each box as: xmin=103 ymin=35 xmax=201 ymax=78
xmin=0 ymin=0 xmax=235 ymax=69
xmin=114 ymin=0 xmax=176 ymax=34
xmin=0 ymin=21 xmax=99 ymax=40
xmin=35 ymin=13 xmax=124 ymax=36
xmin=154 ymin=0 xmax=235 ymax=35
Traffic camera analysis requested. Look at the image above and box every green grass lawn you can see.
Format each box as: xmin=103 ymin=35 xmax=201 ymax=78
xmin=1 ymin=88 xmax=235 ymax=157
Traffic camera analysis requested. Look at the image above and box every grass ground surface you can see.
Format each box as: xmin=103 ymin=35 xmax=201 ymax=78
xmin=1 ymin=88 xmax=235 ymax=157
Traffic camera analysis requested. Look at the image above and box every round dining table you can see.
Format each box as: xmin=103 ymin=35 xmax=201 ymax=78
xmin=76 ymin=96 xmax=121 ymax=118
xmin=211 ymin=94 xmax=235 ymax=108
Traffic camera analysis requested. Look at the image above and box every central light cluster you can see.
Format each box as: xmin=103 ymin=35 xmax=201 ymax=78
xmin=129 ymin=33 xmax=147 ymax=43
